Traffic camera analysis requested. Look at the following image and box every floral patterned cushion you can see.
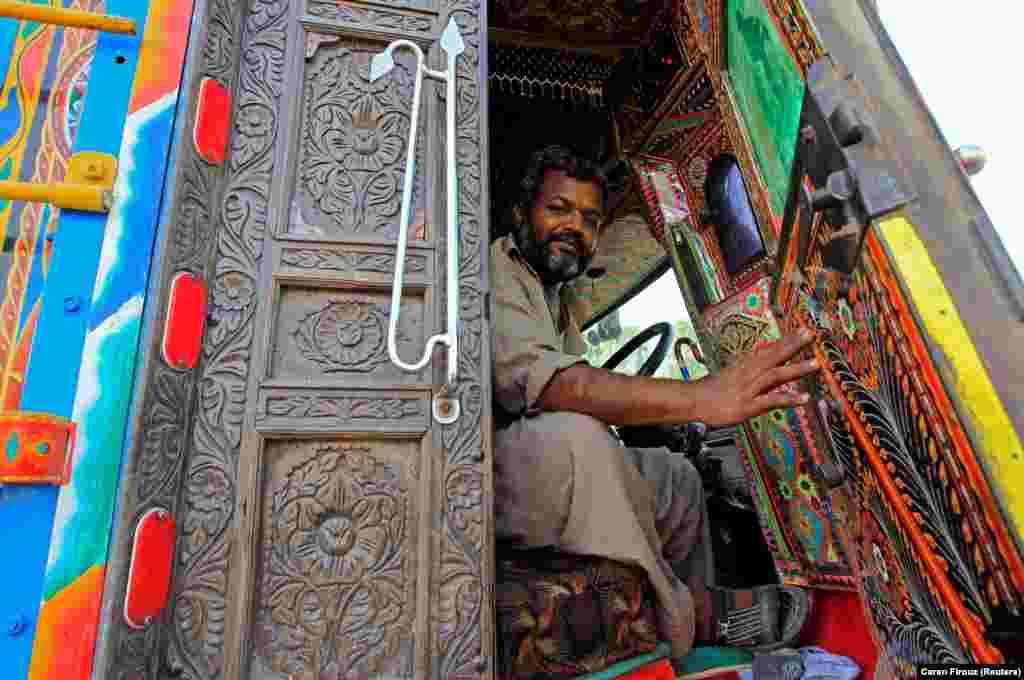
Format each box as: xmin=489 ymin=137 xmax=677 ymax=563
xmin=496 ymin=548 xmax=661 ymax=680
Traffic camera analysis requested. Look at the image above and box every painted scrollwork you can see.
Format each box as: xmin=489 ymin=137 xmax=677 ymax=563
xmin=297 ymin=41 xmax=424 ymax=238
xmin=253 ymin=445 xmax=414 ymax=677
xmin=782 ymin=212 xmax=1022 ymax=666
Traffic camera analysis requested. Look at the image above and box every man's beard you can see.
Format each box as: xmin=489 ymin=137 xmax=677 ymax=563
xmin=514 ymin=221 xmax=594 ymax=285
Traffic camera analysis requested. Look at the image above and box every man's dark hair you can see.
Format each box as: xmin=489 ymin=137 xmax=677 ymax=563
xmin=514 ymin=145 xmax=609 ymax=217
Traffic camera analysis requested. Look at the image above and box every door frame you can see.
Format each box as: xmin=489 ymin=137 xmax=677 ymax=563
xmin=94 ymin=0 xmax=495 ymax=678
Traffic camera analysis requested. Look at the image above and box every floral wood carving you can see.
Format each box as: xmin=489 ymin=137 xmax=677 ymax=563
xmin=281 ymin=247 xmax=427 ymax=273
xmin=98 ymin=0 xmax=252 ymax=677
xmin=291 ymin=300 xmax=390 ymax=372
xmin=296 ymin=39 xmax=425 ymax=238
xmin=435 ymin=1 xmax=492 ymax=678
xmin=307 ymin=1 xmax=435 ymax=33
xmin=162 ymin=0 xmax=291 ymax=677
xmin=260 ymin=394 xmax=423 ymax=422
xmin=253 ymin=444 xmax=415 ymax=677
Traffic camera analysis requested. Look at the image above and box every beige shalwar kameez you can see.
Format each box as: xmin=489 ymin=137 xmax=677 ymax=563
xmin=489 ymin=234 xmax=714 ymax=659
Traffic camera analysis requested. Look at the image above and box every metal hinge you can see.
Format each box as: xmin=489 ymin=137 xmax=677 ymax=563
xmin=775 ymin=57 xmax=916 ymax=289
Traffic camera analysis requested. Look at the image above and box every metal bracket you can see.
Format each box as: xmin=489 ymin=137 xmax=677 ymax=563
xmin=0 ymin=151 xmax=117 ymax=213
xmin=775 ymin=58 xmax=916 ymax=291
xmin=0 ymin=1 xmax=137 ymax=34
xmin=0 ymin=411 xmax=76 ymax=485
xmin=372 ymin=19 xmax=465 ymax=425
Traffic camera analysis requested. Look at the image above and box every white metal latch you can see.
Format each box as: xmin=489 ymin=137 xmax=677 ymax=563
xmin=371 ymin=18 xmax=465 ymax=425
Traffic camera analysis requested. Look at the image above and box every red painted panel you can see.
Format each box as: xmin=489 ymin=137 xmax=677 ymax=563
xmin=162 ymin=271 xmax=207 ymax=370
xmin=193 ymin=77 xmax=230 ymax=165
xmin=0 ymin=412 xmax=76 ymax=485
xmin=124 ymin=508 xmax=177 ymax=629
xmin=620 ymin=659 xmax=676 ymax=680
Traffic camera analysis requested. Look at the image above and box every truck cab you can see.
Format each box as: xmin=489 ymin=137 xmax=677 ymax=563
xmin=0 ymin=0 xmax=1021 ymax=678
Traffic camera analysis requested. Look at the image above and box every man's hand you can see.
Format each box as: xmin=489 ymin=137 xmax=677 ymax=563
xmin=694 ymin=328 xmax=819 ymax=428
xmin=538 ymin=328 xmax=819 ymax=429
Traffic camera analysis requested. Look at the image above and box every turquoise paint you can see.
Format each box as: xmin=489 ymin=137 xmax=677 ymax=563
xmin=43 ymin=87 xmax=185 ymax=600
xmin=43 ymin=301 xmax=142 ymax=600
xmin=6 ymin=432 xmax=17 ymax=462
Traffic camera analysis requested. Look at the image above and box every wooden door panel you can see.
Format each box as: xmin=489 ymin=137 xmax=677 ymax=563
xmin=242 ymin=434 xmax=432 ymax=678
xmin=289 ymin=36 xmax=429 ymax=243
xmin=96 ymin=0 xmax=492 ymax=678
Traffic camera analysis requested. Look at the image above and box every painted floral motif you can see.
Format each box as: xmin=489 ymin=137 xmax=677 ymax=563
xmin=796 ymin=472 xmax=818 ymax=501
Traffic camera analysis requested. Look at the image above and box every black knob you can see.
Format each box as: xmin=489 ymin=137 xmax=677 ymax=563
xmin=818 ymin=461 xmax=847 ymax=489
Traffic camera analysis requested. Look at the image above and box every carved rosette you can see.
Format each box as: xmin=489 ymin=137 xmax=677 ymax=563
xmin=292 ymin=300 xmax=390 ymax=372
xmin=253 ymin=445 xmax=413 ymax=677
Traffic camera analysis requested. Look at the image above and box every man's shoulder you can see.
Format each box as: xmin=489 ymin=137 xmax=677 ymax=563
xmin=490 ymin=235 xmax=523 ymax=282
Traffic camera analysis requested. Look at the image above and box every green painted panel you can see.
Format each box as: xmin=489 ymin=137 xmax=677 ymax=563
xmin=726 ymin=0 xmax=805 ymax=217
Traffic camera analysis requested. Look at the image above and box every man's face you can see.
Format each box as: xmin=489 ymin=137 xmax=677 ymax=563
xmin=516 ymin=170 xmax=604 ymax=285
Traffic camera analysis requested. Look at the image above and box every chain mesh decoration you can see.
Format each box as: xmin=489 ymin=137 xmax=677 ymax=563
xmin=489 ymin=44 xmax=616 ymax=109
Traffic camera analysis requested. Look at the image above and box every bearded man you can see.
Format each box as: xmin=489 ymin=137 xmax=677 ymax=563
xmin=490 ymin=145 xmax=819 ymax=661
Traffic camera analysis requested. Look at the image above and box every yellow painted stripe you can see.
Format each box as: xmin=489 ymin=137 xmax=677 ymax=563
xmin=878 ymin=216 xmax=1024 ymax=540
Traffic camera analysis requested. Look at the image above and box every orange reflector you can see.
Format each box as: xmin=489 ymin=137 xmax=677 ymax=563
xmin=0 ymin=412 xmax=76 ymax=485
xmin=193 ymin=78 xmax=231 ymax=165
xmin=162 ymin=272 xmax=207 ymax=370
xmin=124 ymin=508 xmax=177 ymax=629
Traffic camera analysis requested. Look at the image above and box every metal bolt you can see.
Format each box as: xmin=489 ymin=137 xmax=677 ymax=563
xmin=799 ymin=124 xmax=817 ymax=147
xmin=63 ymin=296 xmax=82 ymax=313
xmin=144 ymin=616 xmax=154 ymax=626
xmin=6 ymin=614 xmax=28 ymax=638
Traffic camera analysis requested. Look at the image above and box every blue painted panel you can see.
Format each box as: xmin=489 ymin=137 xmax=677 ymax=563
xmin=0 ymin=1 xmax=150 ymax=674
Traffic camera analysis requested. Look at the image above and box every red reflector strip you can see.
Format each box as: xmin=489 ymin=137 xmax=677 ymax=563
xmin=124 ymin=507 xmax=177 ymax=629
xmin=193 ymin=77 xmax=231 ymax=165
xmin=162 ymin=271 xmax=207 ymax=370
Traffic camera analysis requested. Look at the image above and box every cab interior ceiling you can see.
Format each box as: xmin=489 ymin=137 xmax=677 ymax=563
xmin=487 ymin=0 xmax=709 ymax=326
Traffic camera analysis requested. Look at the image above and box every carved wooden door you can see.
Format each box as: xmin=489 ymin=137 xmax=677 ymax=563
xmin=94 ymin=1 xmax=493 ymax=679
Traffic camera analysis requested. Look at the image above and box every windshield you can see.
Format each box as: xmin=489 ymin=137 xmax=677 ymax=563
xmin=584 ymin=269 xmax=709 ymax=380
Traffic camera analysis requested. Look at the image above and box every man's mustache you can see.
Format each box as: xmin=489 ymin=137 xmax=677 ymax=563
xmin=546 ymin=233 xmax=586 ymax=256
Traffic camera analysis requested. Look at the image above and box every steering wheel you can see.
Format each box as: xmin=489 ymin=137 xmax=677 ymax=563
xmin=601 ymin=321 xmax=673 ymax=377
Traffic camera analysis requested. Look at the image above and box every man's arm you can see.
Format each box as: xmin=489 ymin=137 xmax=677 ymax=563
xmin=538 ymin=329 xmax=819 ymax=429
